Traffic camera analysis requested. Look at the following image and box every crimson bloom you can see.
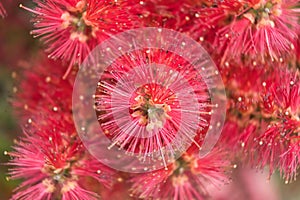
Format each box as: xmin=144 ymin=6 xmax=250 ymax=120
xmin=129 ymin=150 xmax=230 ymax=199
xmin=7 ymin=114 xmax=115 ymax=200
xmin=251 ymin=68 xmax=300 ymax=183
xmin=12 ymin=53 xmax=75 ymax=123
xmin=219 ymin=60 xmax=300 ymax=183
xmin=214 ymin=0 xmax=300 ymax=63
xmin=8 ymin=54 xmax=116 ymax=199
xmin=225 ymin=67 xmax=300 ymax=183
xmin=220 ymin=61 xmax=268 ymax=116
xmin=95 ymin=48 xmax=212 ymax=169
xmin=20 ymin=0 xmax=139 ymax=78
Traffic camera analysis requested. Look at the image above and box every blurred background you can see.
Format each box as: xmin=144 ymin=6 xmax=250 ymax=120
xmin=0 ymin=1 xmax=300 ymax=200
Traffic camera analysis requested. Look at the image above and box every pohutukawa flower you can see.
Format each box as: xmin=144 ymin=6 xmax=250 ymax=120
xmin=214 ymin=0 xmax=300 ymax=63
xmin=20 ymin=0 xmax=138 ymax=79
xmin=129 ymin=150 xmax=230 ymax=199
xmin=95 ymin=48 xmax=212 ymax=169
xmin=217 ymin=59 xmax=300 ymax=183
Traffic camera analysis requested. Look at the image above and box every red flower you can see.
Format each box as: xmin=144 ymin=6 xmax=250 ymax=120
xmin=215 ymin=0 xmax=300 ymax=63
xmin=7 ymin=114 xmax=115 ymax=200
xmin=220 ymin=120 xmax=257 ymax=154
xmin=20 ymin=0 xmax=139 ymax=79
xmin=129 ymin=150 xmax=230 ymax=199
xmin=9 ymin=54 xmax=115 ymax=199
xmin=260 ymin=69 xmax=300 ymax=115
xmin=95 ymin=48 xmax=212 ymax=169
xmin=12 ymin=53 xmax=75 ymax=123
xmin=182 ymin=0 xmax=244 ymax=43
xmin=249 ymin=68 xmax=300 ymax=183
xmin=219 ymin=61 xmax=300 ymax=183
xmin=219 ymin=120 xmax=241 ymax=148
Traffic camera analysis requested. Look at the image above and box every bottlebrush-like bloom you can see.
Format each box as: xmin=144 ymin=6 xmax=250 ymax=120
xmin=95 ymin=48 xmax=212 ymax=169
xmin=7 ymin=114 xmax=115 ymax=200
xmin=219 ymin=61 xmax=300 ymax=182
xmin=20 ymin=0 xmax=139 ymax=78
xmin=0 ymin=2 xmax=6 ymax=18
xmin=9 ymin=54 xmax=115 ymax=199
xmin=218 ymin=60 xmax=300 ymax=182
xmin=129 ymin=150 xmax=230 ymax=199
xmin=215 ymin=0 xmax=300 ymax=63
xmin=248 ymin=68 xmax=300 ymax=183
xmin=12 ymin=53 xmax=75 ymax=122
xmin=219 ymin=120 xmax=241 ymax=149
xmin=227 ymin=69 xmax=300 ymax=183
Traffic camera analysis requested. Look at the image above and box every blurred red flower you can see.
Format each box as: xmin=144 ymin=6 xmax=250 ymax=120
xmin=20 ymin=0 xmax=139 ymax=78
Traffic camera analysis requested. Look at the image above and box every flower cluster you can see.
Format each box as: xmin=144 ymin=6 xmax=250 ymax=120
xmin=20 ymin=0 xmax=138 ymax=78
xmin=7 ymin=56 xmax=115 ymax=199
xmin=130 ymin=150 xmax=230 ymax=200
xmin=4 ymin=0 xmax=300 ymax=199
xmin=8 ymin=117 xmax=114 ymax=200
xmin=220 ymin=65 xmax=300 ymax=183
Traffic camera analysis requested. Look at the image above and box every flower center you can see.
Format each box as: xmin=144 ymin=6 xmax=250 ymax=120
xmin=60 ymin=1 xmax=97 ymax=42
xmin=130 ymin=84 xmax=174 ymax=133
xmin=243 ymin=1 xmax=282 ymax=27
xmin=42 ymin=162 xmax=72 ymax=184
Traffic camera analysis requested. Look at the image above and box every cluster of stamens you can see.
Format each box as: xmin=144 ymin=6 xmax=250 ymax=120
xmin=243 ymin=0 xmax=282 ymax=28
xmin=130 ymin=86 xmax=172 ymax=133
xmin=60 ymin=1 xmax=97 ymax=42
